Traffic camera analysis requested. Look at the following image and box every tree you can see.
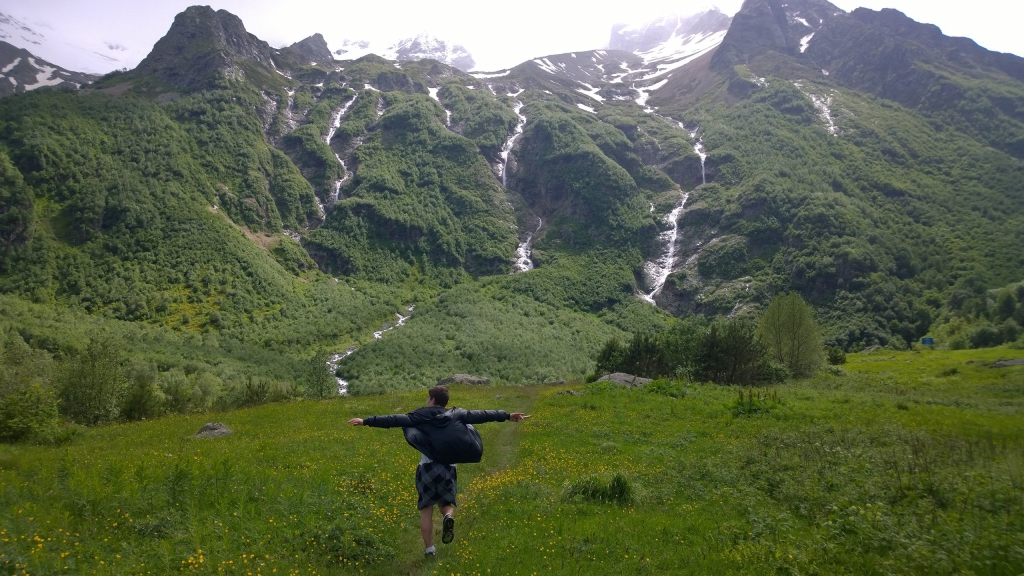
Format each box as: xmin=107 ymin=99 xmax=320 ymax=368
xmin=305 ymin=351 xmax=336 ymax=399
xmin=756 ymin=293 xmax=825 ymax=378
xmin=56 ymin=340 xmax=129 ymax=425
xmin=0 ymin=151 xmax=35 ymax=258
xmin=693 ymin=319 xmax=774 ymax=386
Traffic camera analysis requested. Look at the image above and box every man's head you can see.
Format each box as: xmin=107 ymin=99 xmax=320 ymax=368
xmin=427 ymin=385 xmax=450 ymax=407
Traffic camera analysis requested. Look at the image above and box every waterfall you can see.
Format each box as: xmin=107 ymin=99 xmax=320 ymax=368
xmin=325 ymin=95 xmax=358 ymax=204
xmin=499 ymin=90 xmax=526 ymax=187
xmin=512 ymin=217 xmax=542 ymax=273
xmin=429 ymin=88 xmax=453 ymax=127
xmin=639 ymin=191 xmax=689 ymax=305
xmin=682 ymin=123 xmax=707 ymax=185
xmin=327 ymin=305 xmax=415 ymax=395
xmin=283 ymin=89 xmax=297 ymax=133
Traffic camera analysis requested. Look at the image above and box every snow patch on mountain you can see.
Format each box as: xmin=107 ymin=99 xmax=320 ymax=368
xmin=576 ymin=82 xmax=604 ymax=102
xmin=800 ymin=33 xmax=815 ymax=53
xmin=0 ymin=11 xmax=141 ymax=74
xmin=470 ymin=70 xmax=510 ymax=78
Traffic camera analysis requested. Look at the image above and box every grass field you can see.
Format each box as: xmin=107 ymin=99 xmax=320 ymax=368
xmin=0 ymin=348 xmax=1022 ymax=575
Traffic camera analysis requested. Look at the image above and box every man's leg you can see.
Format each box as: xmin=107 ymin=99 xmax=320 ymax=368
xmin=420 ymin=505 xmax=434 ymax=548
xmin=440 ymin=503 xmax=455 ymax=544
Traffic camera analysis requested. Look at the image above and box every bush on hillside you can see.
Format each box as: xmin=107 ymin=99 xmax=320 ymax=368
xmin=826 ymin=346 xmax=847 ymax=365
xmin=55 ymin=340 xmax=129 ymax=426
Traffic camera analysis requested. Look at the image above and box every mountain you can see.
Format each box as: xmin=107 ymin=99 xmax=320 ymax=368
xmin=330 ymin=33 xmax=476 ymax=71
xmin=389 ymin=33 xmax=475 ymax=71
xmin=0 ymin=2 xmax=1021 ymax=397
xmin=0 ymin=40 xmax=97 ymax=96
xmin=134 ymin=5 xmax=282 ymax=90
xmin=333 ymin=39 xmax=372 ymax=59
xmin=276 ymin=33 xmax=334 ymax=68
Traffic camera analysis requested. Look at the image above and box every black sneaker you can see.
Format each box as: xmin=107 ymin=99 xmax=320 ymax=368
xmin=425 ymin=550 xmax=436 ymax=558
xmin=441 ymin=514 xmax=455 ymax=544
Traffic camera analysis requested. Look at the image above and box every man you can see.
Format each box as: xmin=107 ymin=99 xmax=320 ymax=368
xmin=348 ymin=385 xmax=528 ymax=557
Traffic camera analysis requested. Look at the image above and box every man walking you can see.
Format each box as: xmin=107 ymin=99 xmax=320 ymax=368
xmin=348 ymin=385 xmax=529 ymax=557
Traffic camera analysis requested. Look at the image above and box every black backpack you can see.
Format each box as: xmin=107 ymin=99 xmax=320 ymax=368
xmin=403 ymin=409 xmax=483 ymax=464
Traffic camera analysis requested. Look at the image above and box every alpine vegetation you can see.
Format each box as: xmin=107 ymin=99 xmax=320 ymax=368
xmin=0 ymin=0 xmax=1022 ymax=572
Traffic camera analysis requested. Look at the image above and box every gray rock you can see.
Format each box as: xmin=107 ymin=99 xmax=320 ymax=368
xmin=596 ymin=373 xmax=652 ymax=388
xmin=992 ymin=358 xmax=1024 ymax=368
xmin=193 ymin=422 xmax=232 ymax=438
xmin=558 ymin=389 xmax=584 ymax=396
xmin=438 ymin=374 xmax=490 ymax=386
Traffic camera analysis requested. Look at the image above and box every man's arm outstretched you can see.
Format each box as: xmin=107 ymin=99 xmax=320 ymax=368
xmin=462 ymin=409 xmax=530 ymax=424
xmin=348 ymin=414 xmax=414 ymax=427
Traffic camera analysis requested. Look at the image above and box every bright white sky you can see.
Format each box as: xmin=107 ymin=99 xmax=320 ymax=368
xmin=2 ymin=0 xmax=1022 ymax=74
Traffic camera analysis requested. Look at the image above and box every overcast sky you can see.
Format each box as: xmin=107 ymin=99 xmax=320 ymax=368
xmin=3 ymin=0 xmax=1022 ymax=73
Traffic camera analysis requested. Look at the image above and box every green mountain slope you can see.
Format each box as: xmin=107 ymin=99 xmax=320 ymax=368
xmin=1 ymin=0 xmax=1022 ymax=401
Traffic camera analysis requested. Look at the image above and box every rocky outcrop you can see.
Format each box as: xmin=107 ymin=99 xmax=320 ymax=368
xmin=278 ymin=33 xmax=334 ymax=67
xmin=193 ymin=422 xmax=232 ymax=438
xmin=712 ymin=0 xmax=843 ymax=69
xmin=596 ymin=373 xmax=652 ymax=388
xmin=134 ymin=6 xmax=279 ymax=90
xmin=438 ymin=374 xmax=491 ymax=386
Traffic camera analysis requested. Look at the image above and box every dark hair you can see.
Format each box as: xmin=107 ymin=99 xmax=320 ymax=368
xmin=428 ymin=385 xmax=450 ymax=407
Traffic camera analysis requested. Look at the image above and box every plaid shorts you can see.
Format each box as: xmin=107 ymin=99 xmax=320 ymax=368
xmin=415 ymin=461 xmax=457 ymax=510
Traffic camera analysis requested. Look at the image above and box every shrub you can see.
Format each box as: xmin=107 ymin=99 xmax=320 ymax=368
xmin=0 ymin=383 xmax=60 ymax=442
xmin=644 ymin=379 xmax=687 ymax=398
xmin=731 ymin=387 xmax=782 ymax=417
xmin=563 ymin=472 xmax=635 ymax=504
xmin=693 ymin=319 xmax=773 ymax=386
xmin=826 ymin=346 xmax=847 ymax=365
xmin=55 ymin=340 xmax=129 ymax=425
xmin=969 ymin=324 xmax=1002 ymax=348
xmin=122 ymin=362 xmax=166 ymax=421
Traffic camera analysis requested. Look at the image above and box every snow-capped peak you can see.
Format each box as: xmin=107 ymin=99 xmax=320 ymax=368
xmin=388 ymin=33 xmax=475 ymax=71
xmin=331 ymin=33 xmax=475 ymax=71
xmin=609 ymin=9 xmax=732 ymax=81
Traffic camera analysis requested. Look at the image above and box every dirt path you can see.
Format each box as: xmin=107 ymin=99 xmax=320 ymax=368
xmin=393 ymin=385 xmax=542 ymax=575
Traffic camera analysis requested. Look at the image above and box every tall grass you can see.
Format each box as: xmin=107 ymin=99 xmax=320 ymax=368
xmin=0 ymin=349 xmax=1021 ymax=574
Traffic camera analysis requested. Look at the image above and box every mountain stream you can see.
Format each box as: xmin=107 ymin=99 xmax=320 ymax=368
xmin=499 ymin=90 xmax=526 ymax=187
xmin=325 ymin=95 xmax=358 ymax=205
xmin=327 ymin=306 xmax=414 ymax=395
xmin=512 ymin=216 xmax=542 ymax=273
xmin=639 ymin=192 xmax=689 ymax=304
xmin=684 ymin=124 xmax=707 ymax=184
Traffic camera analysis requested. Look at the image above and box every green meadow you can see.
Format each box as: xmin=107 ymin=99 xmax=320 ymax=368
xmin=0 ymin=348 xmax=1022 ymax=575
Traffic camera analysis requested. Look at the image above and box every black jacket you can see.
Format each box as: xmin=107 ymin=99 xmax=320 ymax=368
xmin=364 ymin=406 xmax=509 ymax=464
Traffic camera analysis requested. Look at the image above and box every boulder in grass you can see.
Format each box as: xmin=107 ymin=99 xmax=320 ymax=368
xmin=437 ymin=374 xmax=491 ymax=386
xmin=193 ymin=422 xmax=232 ymax=438
xmin=596 ymin=373 xmax=652 ymax=388
xmin=992 ymin=358 xmax=1024 ymax=368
